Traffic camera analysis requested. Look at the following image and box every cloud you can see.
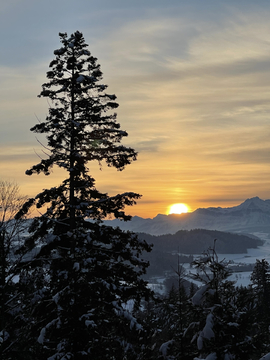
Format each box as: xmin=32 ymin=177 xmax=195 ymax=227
xmin=213 ymin=148 xmax=270 ymax=165
xmin=131 ymin=136 xmax=168 ymax=152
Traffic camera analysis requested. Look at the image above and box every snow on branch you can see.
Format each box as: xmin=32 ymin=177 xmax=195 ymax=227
xmin=192 ymin=284 xmax=209 ymax=306
xmin=260 ymin=353 xmax=270 ymax=360
xmin=159 ymin=340 xmax=174 ymax=358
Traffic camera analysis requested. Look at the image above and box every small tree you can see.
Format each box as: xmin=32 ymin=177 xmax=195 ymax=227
xmin=250 ymin=259 xmax=270 ymax=354
xmin=0 ymin=180 xmax=28 ymax=359
xmin=144 ymin=262 xmax=191 ymax=360
xmin=162 ymin=259 xmax=190 ymax=359
xmin=251 ymin=259 xmax=270 ymax=323
xmin=186 ymin=245 xmax=260 ymax=359
xmin=16 ymin=31 xmax=152 ymax=359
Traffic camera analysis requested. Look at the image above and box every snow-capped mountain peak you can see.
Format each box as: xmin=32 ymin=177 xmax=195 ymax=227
xmin=103 ymin=197 xmax=270 ymax=235
xmin=236 ymin=196 xmax=270 ymax=212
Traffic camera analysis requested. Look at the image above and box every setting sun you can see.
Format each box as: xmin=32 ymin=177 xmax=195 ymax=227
xmin=168 ymin=203 xmax=189 ymax=215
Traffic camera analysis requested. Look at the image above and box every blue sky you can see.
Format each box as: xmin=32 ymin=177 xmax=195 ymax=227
xmin=1 ymin=0 xmax=270 ymax=217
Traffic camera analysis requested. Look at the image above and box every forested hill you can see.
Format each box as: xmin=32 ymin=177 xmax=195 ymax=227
xmin=138 ymin=229 xmax=263 ymax=254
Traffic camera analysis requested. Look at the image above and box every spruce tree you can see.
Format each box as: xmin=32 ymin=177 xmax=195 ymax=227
xmin=16 ymin=31 xmax=152 ymax=359
xmin=186 ymin=246 xmax=260 ymax=359
xmin=250 ymin=259 xmax=270 ymax=355
xmin=251 ymin=258 xmax=270 ymax=325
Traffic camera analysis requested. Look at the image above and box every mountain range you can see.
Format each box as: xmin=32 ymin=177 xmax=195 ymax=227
xmin=104 ymin=197 xmax=270 ymax=235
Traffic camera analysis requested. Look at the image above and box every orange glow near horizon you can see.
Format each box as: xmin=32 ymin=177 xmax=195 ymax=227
xmin=12 ymin=157 xmax=266 ymax=220
xmin=3 ymin=9 xmax=270 ymax=221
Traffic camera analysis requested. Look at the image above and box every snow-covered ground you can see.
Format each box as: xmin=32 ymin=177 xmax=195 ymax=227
xmin=217 ymin=232 xmax=270 ymax=286
xmin=192 ymin=231 xmax=270 ymax=287
xmin=219 ymin=232 xmax=270 ymax=286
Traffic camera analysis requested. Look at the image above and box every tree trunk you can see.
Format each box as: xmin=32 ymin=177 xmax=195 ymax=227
xmin=70 ymin=57 xmax=76 ymax=232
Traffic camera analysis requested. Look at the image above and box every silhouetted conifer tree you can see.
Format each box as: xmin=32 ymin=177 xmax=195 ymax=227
xmin=16 ymin=31 xmax=152 ymax=359
xmin=251 ymin=259 xmax=270 ymax=324
xmin=250 ymin=259 xmax=270 ymax=355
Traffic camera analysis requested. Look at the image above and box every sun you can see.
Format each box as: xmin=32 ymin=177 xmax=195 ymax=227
xmin=168 ymin=203 xmax=189 ymax=215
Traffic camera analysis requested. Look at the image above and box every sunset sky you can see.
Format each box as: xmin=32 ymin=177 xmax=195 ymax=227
xmin=1 ymin=0 xmax=270 ymax=218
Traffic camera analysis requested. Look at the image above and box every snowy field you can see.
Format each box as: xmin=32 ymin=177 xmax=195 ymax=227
xmin=189 ymin=232 xmax=270 ymax=286
xmin=219 ymin=231 xmax=270 ymax=287
xmin=188 ymin=231 xmax=270 ymax=287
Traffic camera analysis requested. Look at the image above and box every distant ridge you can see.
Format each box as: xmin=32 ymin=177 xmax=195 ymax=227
xmin=103 ymin=197 xmax=270 ymax=235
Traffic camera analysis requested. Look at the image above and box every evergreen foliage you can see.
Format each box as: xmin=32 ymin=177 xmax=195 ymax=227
xmin=250 ymin=259 xmax=270 ymax=355
xmin=134 ymin=248 xmax=270 ymax=359
xmin=251 ymin=258 xmax=270 ymax=325
xmin=164 ymin=245 xmax=263 ymax=359
xmin=16 ymin=31 xmax=152 ymax=359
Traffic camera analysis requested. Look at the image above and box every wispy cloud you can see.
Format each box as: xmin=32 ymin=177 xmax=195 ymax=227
xmin=1 ymin=1 xmax=270 ymax=216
